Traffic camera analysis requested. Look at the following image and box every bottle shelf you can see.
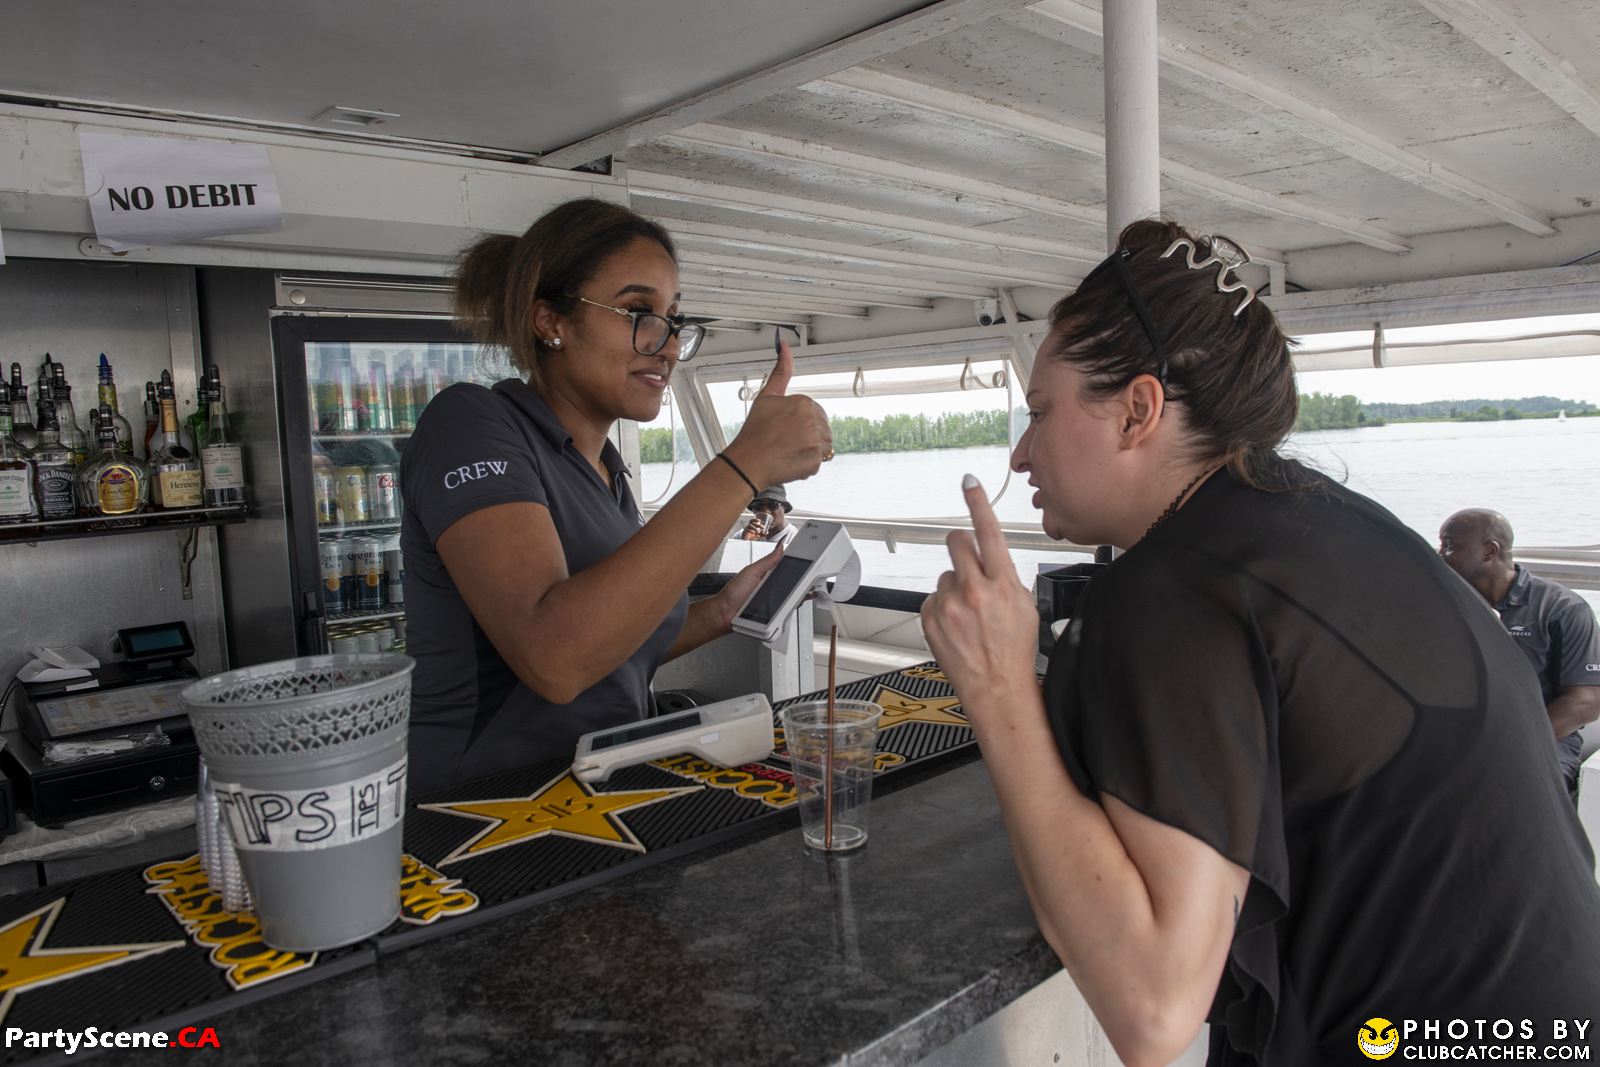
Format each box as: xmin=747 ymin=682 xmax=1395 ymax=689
xmin=317 ymin=520 xmax=401 ymax=539
xmin=313 ymin=433 xmax=412 ymax=443
xmin=326 ymin=607 xmax=406 ymax=625
xmin=0 ymin=504 xmax=247 ymax=545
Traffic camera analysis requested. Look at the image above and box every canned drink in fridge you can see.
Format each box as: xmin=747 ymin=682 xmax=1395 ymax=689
xmin=330 ymin=636 xmax=359 ymax=654
xmin=319 ymin=539 xmax=346 ymax=613
xmin=367 ymin=464 xmax=399 ymax=522
xmin=392 ymin=617 xmax=406 ymax=644
xmin=376 ymin=626 xmax=396 ymax=651
xmin=333 ymin=359 xmax=360 ymax=433
xmin=335 ymin=466 xmax=369 ymax=525
xmin=313 ymin=466 xmax=338 ymax=526
xmin=382 ymin=540 xmax=405 ymax=605
xmin=350 ymin=536 xmax=383 ymax=610
xmin=364 ymin=362 xmax=393 ymax=433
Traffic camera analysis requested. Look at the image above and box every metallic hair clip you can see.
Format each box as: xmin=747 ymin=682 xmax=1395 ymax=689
xmin=1159 ymin=236 xmax=1258 ymax=316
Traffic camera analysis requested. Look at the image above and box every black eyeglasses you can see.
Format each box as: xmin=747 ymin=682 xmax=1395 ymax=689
xmin=575 ymin=296 xmax=706 ymax=361
xmin=1080 ymin=248 xmax=1168 ymax=384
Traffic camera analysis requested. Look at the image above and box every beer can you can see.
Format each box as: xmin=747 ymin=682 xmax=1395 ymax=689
xmin=350 ymin=536 xmax=383 ymax=610
xmin=375 ymin=626 xmax=396 ymax=652
xmin=392 ymin=617 xmax=407 ymax=644
xmin=335 ymin=466 xmax=369 ymax=525
xmin=330 ymin=635 xmax=359 ymax=654
xmin=319 ymin=539 xmax=346 ymax=613
xmin=313 ymin=467 xmax=338 ymax=526
xmin=367 ymin=464 xmax=400 ymax=522
xmin=333 ymin=360 xmax=359 ymax=433
xmin=382 ymin=543 xmax=405 ymax=605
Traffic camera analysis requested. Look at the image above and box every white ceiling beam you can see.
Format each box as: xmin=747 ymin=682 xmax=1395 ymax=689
xmin=668 ymin=123 xmax=1105 ymax=227
xmin=681 ymin=277 xmax=935 ymax=312
xmin=816 ymin=69 xmax=1410 ymax=254
xmin=633 ymin=171 xmax=1103 ymax=263
xmin=681 ymin=263 xmax=980 ymax=303
xmin=678 ymin=250 xmax=998 ymax=300
xmin=682 ymin=283 xmax=886 ymax=315
xmin=664 ymin=218 xmax=1075 ymax=288
xmin=1411 ymin=0 xmax=1600 ymax=140
xmin=536 ymin=0 xmax=1039 ymax=168
xmin=1025 ymin=0 xmax=1557 ymax=237
xmin=694 ymin=308 xmax=817 ymax=327
xmin=694 ymin=300 xmax=868 ymax=321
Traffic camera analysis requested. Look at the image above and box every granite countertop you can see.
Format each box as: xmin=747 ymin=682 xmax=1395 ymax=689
xmin=94 ymin=757 xmax=1063 ymax=1067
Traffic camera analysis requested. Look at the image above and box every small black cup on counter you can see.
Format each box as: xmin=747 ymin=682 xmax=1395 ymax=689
xmin=1035 ymin=562 xmax=1107 ymax=659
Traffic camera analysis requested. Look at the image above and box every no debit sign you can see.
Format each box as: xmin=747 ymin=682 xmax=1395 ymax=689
xmin=80 ymin=131 xmax=283 ymax=252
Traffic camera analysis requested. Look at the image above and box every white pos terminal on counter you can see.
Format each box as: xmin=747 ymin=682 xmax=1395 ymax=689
xmin=730 ymin=520 xmax=861 ymax=646
xmin=572 ymin=694 xmax=775 ymax=782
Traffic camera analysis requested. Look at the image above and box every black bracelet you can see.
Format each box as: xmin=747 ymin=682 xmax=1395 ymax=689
xmin=716 ymin=452 xmax=759 ymax=497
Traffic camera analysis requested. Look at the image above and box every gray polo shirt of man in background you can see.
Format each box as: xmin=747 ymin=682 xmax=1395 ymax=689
xmin=1495 ymin=566 xmax=1600 ymax=788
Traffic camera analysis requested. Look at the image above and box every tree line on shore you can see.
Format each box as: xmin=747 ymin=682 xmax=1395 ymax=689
xmin=638 ymin=395 xmax=1597 ymax=461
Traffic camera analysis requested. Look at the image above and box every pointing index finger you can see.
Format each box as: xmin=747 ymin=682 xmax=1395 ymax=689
xmin=961 ymin=474 xmax=1016 ymax=580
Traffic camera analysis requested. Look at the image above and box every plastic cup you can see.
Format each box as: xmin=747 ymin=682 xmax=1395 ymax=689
xmin=780 ymin=699 xmax=883 ymax=852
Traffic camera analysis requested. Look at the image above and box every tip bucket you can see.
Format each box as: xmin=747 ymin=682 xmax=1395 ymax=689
xmin=181 ymin=654 xmax=414 ymax=952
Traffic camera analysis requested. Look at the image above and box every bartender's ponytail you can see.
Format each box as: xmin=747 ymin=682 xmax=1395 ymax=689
xmin=452 ymin=199 xmax=678 ymax=394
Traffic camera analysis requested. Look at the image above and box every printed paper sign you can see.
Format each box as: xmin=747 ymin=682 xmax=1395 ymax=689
xmin=79 ymin=132 xmax=282 ymax=252
xmin=211 ymin=755 xmax=407 ymax=852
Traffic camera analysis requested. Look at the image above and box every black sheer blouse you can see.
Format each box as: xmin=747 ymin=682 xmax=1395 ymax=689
xmin=1045 ymin=460 xmax=1600 ymax=1065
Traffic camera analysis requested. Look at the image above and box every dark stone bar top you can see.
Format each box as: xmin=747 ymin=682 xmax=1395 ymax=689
xmin=100 ymin=757 xmax=1065 ymax=1066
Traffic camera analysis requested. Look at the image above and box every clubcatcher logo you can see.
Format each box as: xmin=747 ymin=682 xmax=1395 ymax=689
xmin=1360 ymin=1018 xmax=1400 ymax=1060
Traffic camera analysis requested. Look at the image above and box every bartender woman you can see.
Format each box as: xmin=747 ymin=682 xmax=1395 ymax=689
xmin=400 ymin=198 xmax=831 ymax=793
xmin=921 ymin=220 xmax=1600 ymax=1065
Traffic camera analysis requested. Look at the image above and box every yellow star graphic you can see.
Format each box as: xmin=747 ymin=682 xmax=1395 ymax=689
xmin=0 ymin=898 xmax=185 ymax=1024
xmin=421 ymin=773 xmax=702 ymax=866
xmin=869 ymin=684 xmax=968 ymax=731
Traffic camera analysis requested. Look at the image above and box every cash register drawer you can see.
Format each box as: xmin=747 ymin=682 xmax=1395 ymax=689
xmin=0 ymin=730 xmax=199 ymax=828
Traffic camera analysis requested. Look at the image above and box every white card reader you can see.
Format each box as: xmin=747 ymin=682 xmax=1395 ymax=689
xmin=571 ymin=693 xmax=775 ymax=783
xmin=729 ymin=521 xmax=861 ymax=645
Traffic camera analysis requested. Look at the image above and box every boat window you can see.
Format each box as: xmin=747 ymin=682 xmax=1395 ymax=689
xmin=638 ymin=386 xmax=701 ymax=505
xmin=703 ymin=358 xmax=1021 ymax=521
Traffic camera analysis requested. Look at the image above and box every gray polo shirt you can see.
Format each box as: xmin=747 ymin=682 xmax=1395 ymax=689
xmin=399 ymin=379 xmax=687 ymax=794
xmin=1495 ymin=564 xmax=1600 ymax=779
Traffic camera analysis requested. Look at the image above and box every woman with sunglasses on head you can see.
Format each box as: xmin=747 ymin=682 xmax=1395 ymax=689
xmin=400 ymin=198 xmax=832 ymax=793
xmin=921 ymin=219 xmax=1600 ymax=1066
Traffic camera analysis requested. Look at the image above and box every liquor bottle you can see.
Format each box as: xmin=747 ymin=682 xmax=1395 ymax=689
xmin=142 ymin=380 xmax=160 ymax=458
xmin=201 ymin=370 xmax=246 ymax=508
xmin=31 ymin=390 xmax=78 ymax=520
xmin=186 ymin=378 xmax=209 ymax=454
xmin=149 ymin=371 xmax=204 ymax=510
xmin=9 ymin=364 xmax=38 ymax=450
xmin=95 ymin=354 xmax=136 ymax=457
xmin=0 ymin=384 xmax=40 ymax=526
xmin=75 ymin=404 xmax=149 ymax=523
xmin=50 ymin=364 xmax=91 ymax=466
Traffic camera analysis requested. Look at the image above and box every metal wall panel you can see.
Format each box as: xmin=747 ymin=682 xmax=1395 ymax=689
xmin=195 ymin=267 xmax=299 ymax=666
xmin=0 ymin=259 xmax=227 ymax=723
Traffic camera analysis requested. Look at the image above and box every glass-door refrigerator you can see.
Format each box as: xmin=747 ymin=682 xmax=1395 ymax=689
xmin=269 ymin=316 xmax=490 ymax=657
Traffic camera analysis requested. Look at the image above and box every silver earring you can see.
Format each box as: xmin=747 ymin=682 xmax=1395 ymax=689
xmin=546 ymin=337 xmax=562 ymax=348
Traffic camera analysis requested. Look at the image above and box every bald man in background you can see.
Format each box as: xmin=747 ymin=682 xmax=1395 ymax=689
xmin=1439 ymin=508 xmax=1600 ymax=799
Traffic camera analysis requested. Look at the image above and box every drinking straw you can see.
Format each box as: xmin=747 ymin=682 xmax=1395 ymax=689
xmin=825 ymin=623 xmax=838 ymax=848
